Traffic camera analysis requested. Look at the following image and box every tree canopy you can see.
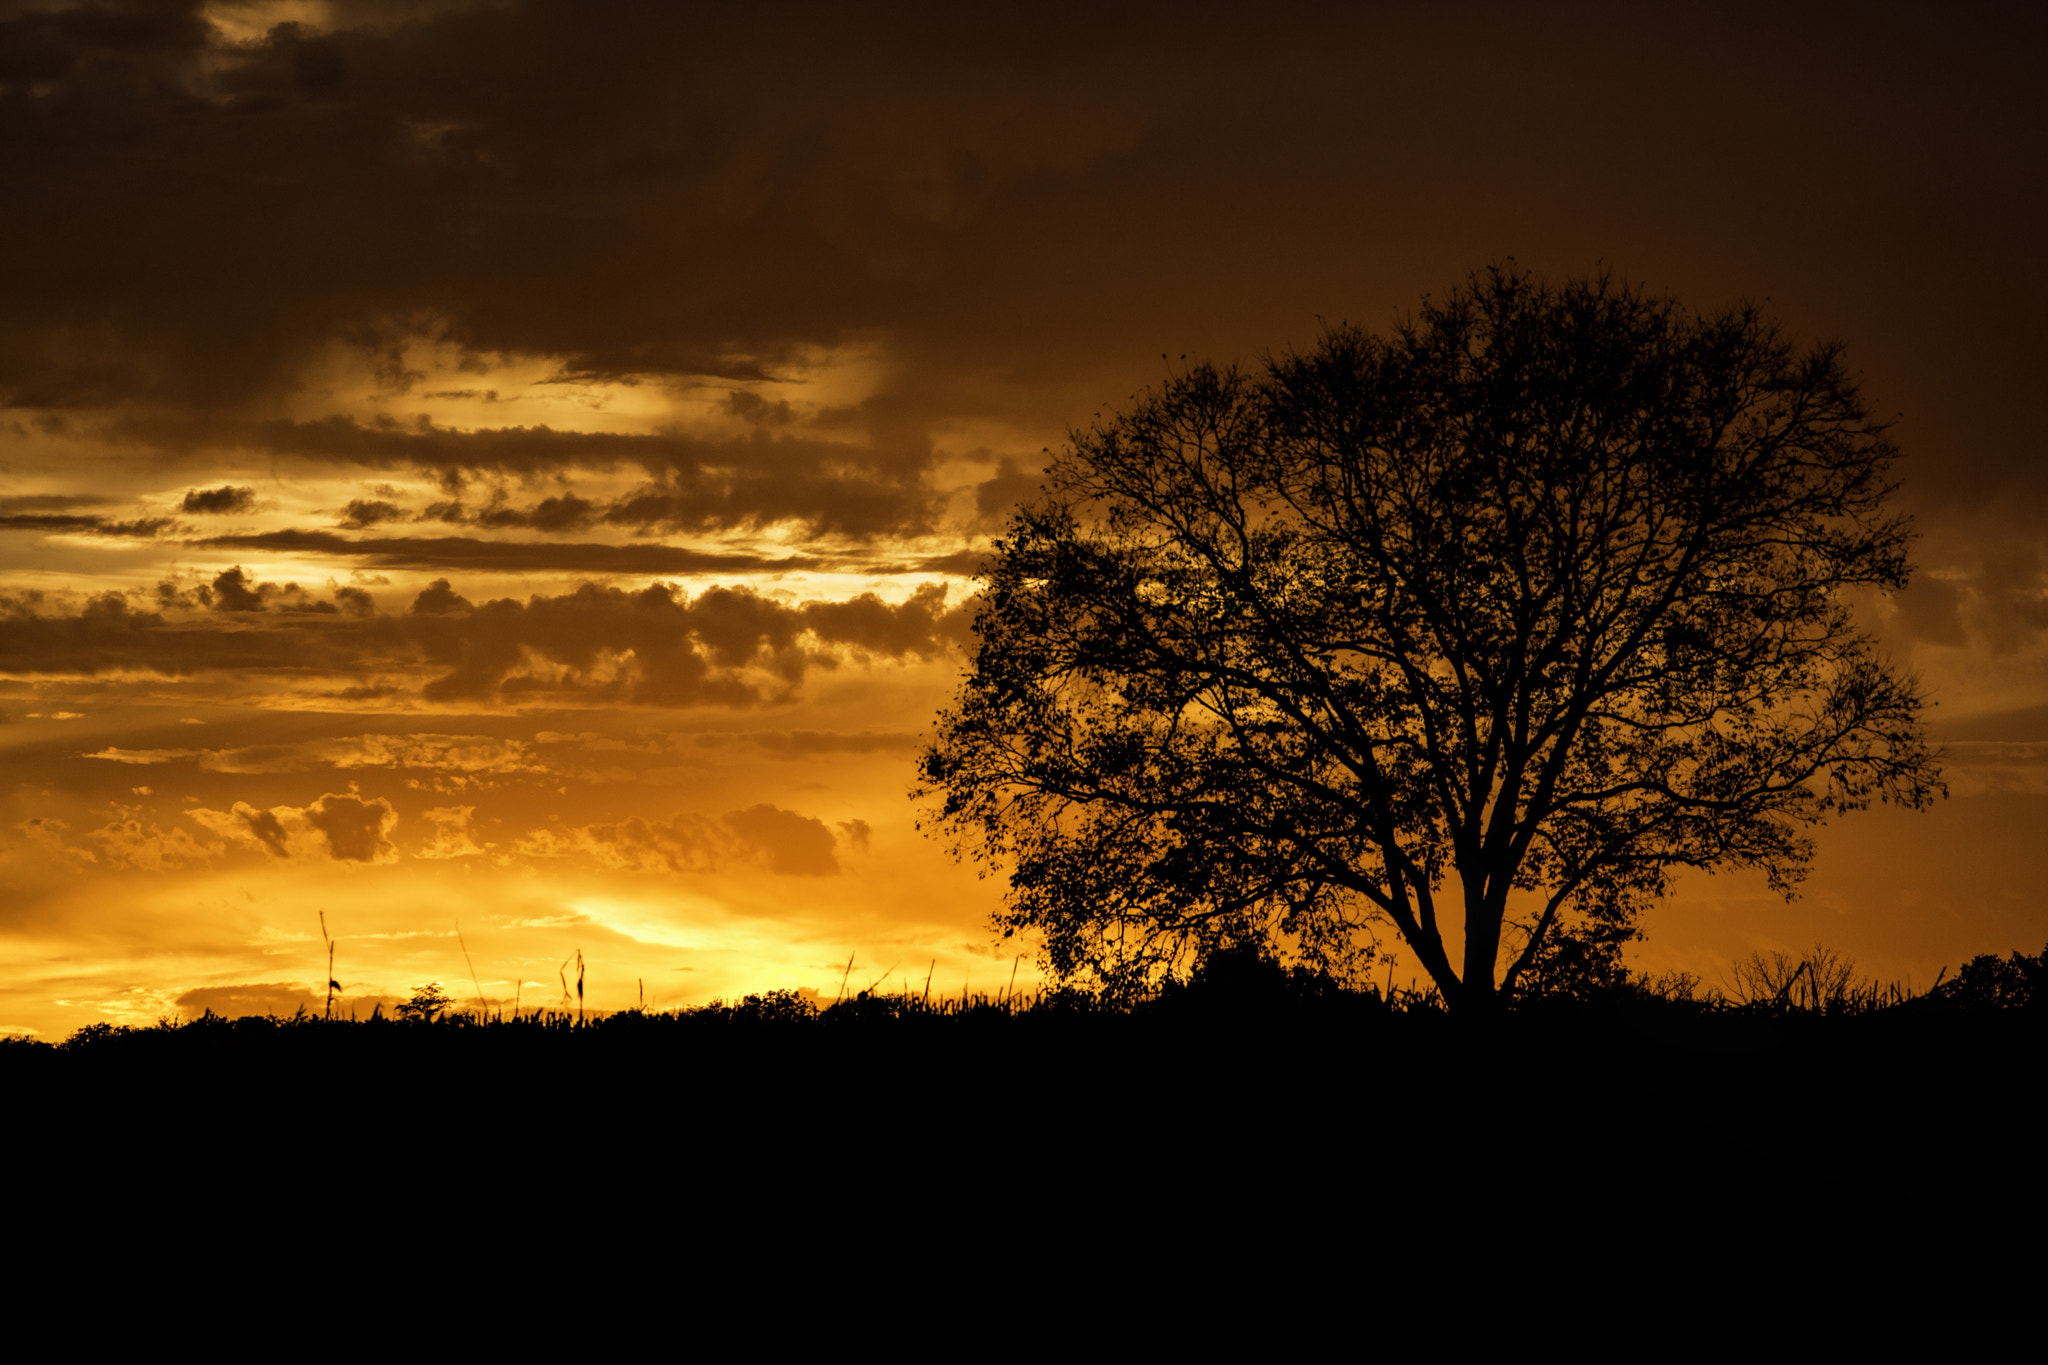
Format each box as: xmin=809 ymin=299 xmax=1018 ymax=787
xmin=917 ymin=266 xmax=1943 ymax=1011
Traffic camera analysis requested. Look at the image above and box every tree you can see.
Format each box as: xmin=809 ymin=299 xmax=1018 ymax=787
xmin=395 ymin=982 xmax=451 ymax=1024
xmin=917 ymin=266 xmax=1942 ymax=1012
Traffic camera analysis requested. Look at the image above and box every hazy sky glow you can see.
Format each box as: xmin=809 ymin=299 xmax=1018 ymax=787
xmin=3 ymin=0 xmax=2044 ymax=1036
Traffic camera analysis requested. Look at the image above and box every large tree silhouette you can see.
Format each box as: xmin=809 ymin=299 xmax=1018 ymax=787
xmin=918 ymin=267 xmax=1943 ymax=1011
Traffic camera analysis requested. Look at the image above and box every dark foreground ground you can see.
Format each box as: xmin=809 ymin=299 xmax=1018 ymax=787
xmin=6 ymin=978 xmax=2041 ymax=1229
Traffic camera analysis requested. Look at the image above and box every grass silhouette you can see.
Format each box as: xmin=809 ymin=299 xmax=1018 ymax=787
xmin=5 ymin=943 xmax=2042 ymax=1215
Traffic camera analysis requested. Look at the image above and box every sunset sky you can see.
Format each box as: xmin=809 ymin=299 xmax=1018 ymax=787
xmin=3 ymin=0 xmax=2043 ymax=1037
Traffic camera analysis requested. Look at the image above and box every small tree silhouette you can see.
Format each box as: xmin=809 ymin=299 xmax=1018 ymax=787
xmin=1934 ymin=944 xmax=2045 ymax=1011
xmin=394 ymin=982 xmax=451 ymax=1024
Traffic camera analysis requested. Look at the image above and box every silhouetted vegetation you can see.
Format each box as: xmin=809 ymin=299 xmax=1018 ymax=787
xmin=4 ymin=940 xmax=2041 ymax=1212
xmin=392 ymin=982 xmax=452 ymax=1024
xmin=919 ymin=266 xmax=1942 ymax=1013
xmin=1930 ymin=943 xmax=2045 ymax=1013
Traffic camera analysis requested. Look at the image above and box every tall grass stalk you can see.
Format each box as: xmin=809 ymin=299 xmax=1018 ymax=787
xmin=457 ymin=920 xmax=488 ymax=1018
xmin=318 ymin=910 xmax=338 ymax=1021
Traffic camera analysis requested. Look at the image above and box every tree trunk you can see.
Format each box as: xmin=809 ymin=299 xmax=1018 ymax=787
xmin=1458 ymin=880 xmax=1504 ymax=1014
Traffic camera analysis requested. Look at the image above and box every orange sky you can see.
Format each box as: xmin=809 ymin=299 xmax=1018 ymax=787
xmin=3 ymin=0 xmax=2044 ymax=1037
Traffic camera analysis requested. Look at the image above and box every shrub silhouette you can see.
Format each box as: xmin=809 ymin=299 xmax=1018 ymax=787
xmin=1934 ymin=943 xmax=2045 ymax=1012
xmin=393 ymin=982 xmax=451 ymax=1024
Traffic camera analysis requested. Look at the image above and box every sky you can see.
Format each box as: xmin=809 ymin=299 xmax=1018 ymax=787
xmin=2 ymin=0 xmax=2043 ymax=1036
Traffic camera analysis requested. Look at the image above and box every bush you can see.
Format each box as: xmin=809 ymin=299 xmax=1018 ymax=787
xmin=1932 ymin=944 xmax=2045 ymax=1012
xmin=393 ymin=983 xmax=451 ymax=1024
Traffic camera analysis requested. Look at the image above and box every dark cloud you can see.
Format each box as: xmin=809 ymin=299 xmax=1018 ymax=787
xmin=975 ymin=455 xmax=1042 ymax=522
xmin=726 ymin=391 xmax=794 ymax=427
xmin=0 ymin=575 xmax=962 ymax=707
xmin=174 ymin=983 xmax=325 ymax=1021
xmin=0 ymin=494 xmax=113 ymax=515
xmin=527 ymin=801 xmax=843 ymax=875
xmin=527 ymin=493 xmax=596 ymax=533
xmin=200 ymin=791 xmax=397 ymax=861
xmin=180 ymin=485 xmax=256 ymax=515
xmin=303 ymin=792 xmax=397 ymax=862
xmin=1969 ymin=547 xmax=2048 ymax=657
xmin=189 ymin=528 xmax=823 ymax=575
xmin=907 ymin=549 xmax=989 ymax=577
xmin=0 ymin=513 xmax=173 ymax=536
xmin=236 ymin=802 xmax=290 ymax=857
xmin=723 ymin=803 xmax=838 ymax=876
xmin=2 ymin=1 xmax=2028 ymax=576
xmin=410 ymin=580 xmax=958 ymax=706
xmin=88 ymin=732 xmax=544 ymax=777
xmin=128 ymin=417 xmax=939 ymax=537
xmin=201 ymin=565 xmax=339 ymax=614
xmin=339 ymin=498 xmax=407 ymax=528
xmin=409 ymin=578 xmax=471 ymax=615
xmin=800 ymin=583 xmax=952 ymax=658
xmin=0 ymin=2 xmax=211 ymax=95
xmin=209 ymin=566 xmax=266 ymax=612
xmin=1879 ymin=537 xmax=2048 ymax=658
xmin=0 ymin=3 xmax=2030 ymax=483
xmin=4 ymin=2 xmax=1247 ymax=411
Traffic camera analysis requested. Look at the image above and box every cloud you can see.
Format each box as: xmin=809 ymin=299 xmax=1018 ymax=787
xmin=0 ymin=495 xmax=112 ymax=516
xmin=210 ymin=566 xmax=267 ymax=612
xmin=194 ymin=565 xmax=343 ymax=614
xmin=187 ymin=791 xmax=399 ymax=863
xmin=724 ymin=803 xmax=839 ymax=876
xmin=88 ymin=811 xmax=224 ymax=871
xmin=201 ymin=734 xmax=546 ymax=776
xmin=304 ymin=792 xmax=399 ymax=862
xmin=13 ymin=803 xmax=224 ymax=872
xmin=0 ymin=2 xmax=1200 ymax=419
xmin=181 ymin=486 xmax=257 ymax=514
xmin=237 ymin=804 xmax=292 ymax=857
xmin=174 ymin=984 xmax=326 ymax=1021
xmin=520 ymin=802 xmax=849 ymax=876
xmin=1937 ymin=741 xmax=2048 ymax=798
xmin=88 ymin=733 xmax=546 ymax=779
xmin=2 ymin=577 xmax=961 ymax=708
xmin=0 ymin=513 xmax=176 ymax=537
xmin=134 ymin=418 xmax=941 ymax=538
xmin=339 ymin=498 xmax=408 ymax=528
xmin=189 ymin=529 xmax=823 ymax=576
xmin=975 ymin=455 xmax=1043 ymax=522
xmin=0 ymin=0 xmax=2036 ymax=579
xmin=1879 ymin=541 xmax=2048 ymax=658
xmin=416 ymin=805 xmax=489 ymax=859
xmin=410 ymin=578 xmax=471 ymax=615
xmin=397 ymin=579 xmax=958 ymax=707
xmin=17 ymin=817 xmax=84 ymax=866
